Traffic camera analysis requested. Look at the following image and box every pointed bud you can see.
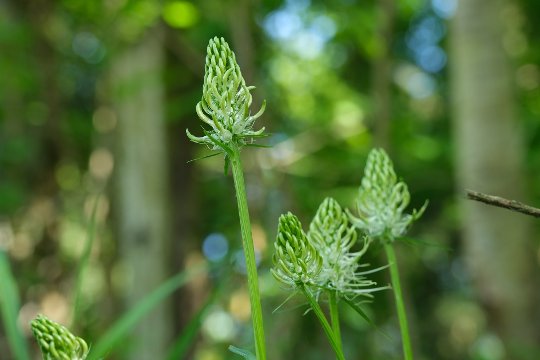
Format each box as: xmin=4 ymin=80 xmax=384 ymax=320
xmin=186 ymin=37 xmax=265 ymax=152
xmin=271 ymin=212 xmax=322 ymax=288
xmin=31 ymin=315 xmax=89 ymax=360
xmin=308 ymin=197 xmax=380 ymax=297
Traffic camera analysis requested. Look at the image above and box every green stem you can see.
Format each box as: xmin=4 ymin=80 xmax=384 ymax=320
xmin=384 ymin=243 xmax=413 ymax=360
xmin=230 ymin=148 xmax=267 ymax=360
xmin=302 ymin=286 xmax=345 ymax=360
xmin=328 ymin=290 xmax=343 ymax=356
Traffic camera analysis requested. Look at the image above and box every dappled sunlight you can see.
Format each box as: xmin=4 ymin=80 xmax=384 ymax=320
xmin=162 ymin=1 xmax=199 ymax=29
xmin=89 ymin=148 xmax=114 ymax=180
xmin=2 ymin=0 xmax=540 ymax=358
xmin=92 ymin=106 xmax=117 ymax=133
xmin=202 ymin=308 xmax=237 ymax=342
xmin=228 ymin=288 xmax=251 ymax=322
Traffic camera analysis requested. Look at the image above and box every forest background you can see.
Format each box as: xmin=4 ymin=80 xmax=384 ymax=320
xmin=1 ymin=0 xmax=540 ymax=359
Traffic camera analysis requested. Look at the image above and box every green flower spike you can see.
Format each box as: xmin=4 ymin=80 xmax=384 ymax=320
xmin=309 ymin=197 xmax=381 ymax=298
xmin=271 ymin=212 xmax=323 ymax=288
xmin=31 ymin=315 xmax=89 ymax=360
xmin=186 ymin=37 xmax=266 ymax=153
xmin=348 ymin=148 xmax=427 ymax=241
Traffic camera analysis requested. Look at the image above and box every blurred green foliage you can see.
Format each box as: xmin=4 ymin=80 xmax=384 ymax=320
xmin=1 ymin=0 xmax=540 ymax=359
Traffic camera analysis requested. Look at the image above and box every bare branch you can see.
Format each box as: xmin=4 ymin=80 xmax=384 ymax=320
xmin=466 ymin=189 xmax=540 ymax=218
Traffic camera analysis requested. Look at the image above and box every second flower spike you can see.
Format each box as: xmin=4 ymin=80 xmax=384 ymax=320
xmin=308 ymin=197 xmax=377 ymax=298
xmin=349 ymin=148 xmax=427 ymax=240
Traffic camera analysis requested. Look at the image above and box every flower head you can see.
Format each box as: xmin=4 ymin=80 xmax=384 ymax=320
xmin=186 ymin=37 xmax=266 ymax=153
xmin=308 ymin=197 xmax=379 ymax=298
xmin=271 ymin=212 xmax=322 ymax=288
xmin=348 ymin=148 xmax=427 ymax=241
xmin=31 ymin=315 xmax=89 ymax=360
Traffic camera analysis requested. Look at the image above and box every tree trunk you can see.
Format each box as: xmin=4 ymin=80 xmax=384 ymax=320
xmin=450 ymin=0 xmax=539 ymax=355
xmin=111 ymin=27 xmax=172 ymax=359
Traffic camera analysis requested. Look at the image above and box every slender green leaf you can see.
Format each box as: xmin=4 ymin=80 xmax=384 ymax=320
xmin=87 ymin=263 xmax=208 ymax=360
xmin=342 ymin=293 xmax=391 ymax=342
xmin=165 ymin=274 xmax=226 ymax=360
xmin=245 ymin=143 xmax=272 ymax=148
xmin=186 ymin=152 xmax=222 ymax=163
xmin=228 ymin=345 xmax=256 ymax=360
xmin=0 ymin=251 xmax=31 ymax=360
xmin=72 ymin=194 xmax=100 ymax=327
xmin=342 ymin=298 xmax=375 ymax=327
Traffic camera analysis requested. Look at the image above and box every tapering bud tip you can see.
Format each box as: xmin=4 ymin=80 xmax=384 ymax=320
xmin=187 ymin=37 xmax=266 ymax=153
xmin=31 ymin=315 xmax=89 ymax=360
xmin=349 ymin=148 xmax=427 ymax=240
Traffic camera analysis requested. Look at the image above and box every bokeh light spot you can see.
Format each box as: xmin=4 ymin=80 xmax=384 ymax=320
xmin=11 ymin=232 xmax=33 ymax=260
xmin=263 ymin=10 xmax=302 ymax=40
xmin=81 ymin=263 xmax=107 ymax=303
xmin=394 ymin=63 xmax=436 ymax=99
xmin=229 ymin=289 xmax=251 ymax=322
xmin=93 ymin=106 xmax=117 ymax=133
xmin=0 ymin=221 xmax=14 ymax=251
xmin=251 ymin=224 xmax=267 ymax=254
xmin=234 ymin=249 xmax=261 ymax=274
xmin=60 ymin=219 xmax=86 ymax=259
xmin=72 ymin=32 xmax=105 ymax=64
xmin=432 ymin=0 xmax=457 ymax=19
xmin=89 ymin=148 xmax=114 ymax=180
xmin=163 ymin=1 xmax=199 ymax=29
xmin=471 ymin=333 xmax=505 ymax=360
xmin=41 ymin=291 xmax=70 ymax=325
xmin=19 ymin=302 xmax=40 ymax=335
xmin=202 ymin=309 xmax=237 ymax=342
xmin=202 ymin=233 xmax=228 ymax=262
xmin=55 ymin=163 xmax=81 ymax=191
xmin=332 ymin=101 xmax=365 ymax=136
xmin=417 ymin=45 xmax=447 ymax=73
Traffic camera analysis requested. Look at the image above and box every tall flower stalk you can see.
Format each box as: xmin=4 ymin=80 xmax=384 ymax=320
xmin=349 ymin=148 xmax=427 ymax=360
xmin=186 ymin=37 xmax=267 ymax=359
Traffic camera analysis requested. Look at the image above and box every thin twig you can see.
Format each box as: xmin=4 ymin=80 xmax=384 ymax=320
xmin=466 ymin=189 xmax=540 ymax=218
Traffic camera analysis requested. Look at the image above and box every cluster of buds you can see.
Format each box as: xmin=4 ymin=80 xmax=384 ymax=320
xmin=272 ymin=199 xmax=381 ymax=299
xmin=31 ymin=315 xmax=89 ymax=360
xmin=272 ymin=149 xmax=426 ymax=301
xmin=348 ymin=148 xmax=427 ymax=241
xmin=186 ymin=37 xmax=266 ymax=153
